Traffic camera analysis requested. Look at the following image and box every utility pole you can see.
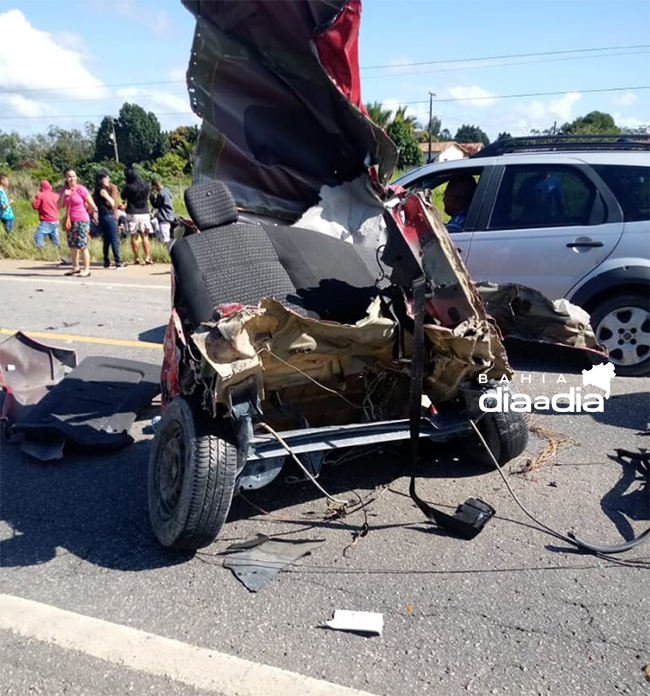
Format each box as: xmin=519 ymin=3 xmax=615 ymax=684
xmin=110 ymin=119 xmax=119 ymax=163
xmin=427 ymin=91 xmax=436 ymax=163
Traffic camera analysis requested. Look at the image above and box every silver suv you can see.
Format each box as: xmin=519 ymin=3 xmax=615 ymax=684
xmin=393 ymin=136 xmax=650 ymax=376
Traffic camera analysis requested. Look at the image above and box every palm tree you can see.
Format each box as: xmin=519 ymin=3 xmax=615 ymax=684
xmin=365 ymin=101 xmax=393 ymax=129
xmin=392 ymin=105 xmax=419 ymax=134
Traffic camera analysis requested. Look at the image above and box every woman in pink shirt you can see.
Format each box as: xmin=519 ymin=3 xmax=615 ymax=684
xmin=57 ymin=168 xmax=98 ymax=277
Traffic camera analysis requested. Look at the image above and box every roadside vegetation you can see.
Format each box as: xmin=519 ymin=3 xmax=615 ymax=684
xmin=0 ymin=171 xmax=189 ymax=264
xmin=1 ymin=101 xmax=646 ymax=263
xmin=0 ymin=104 xmax=196 ymax=262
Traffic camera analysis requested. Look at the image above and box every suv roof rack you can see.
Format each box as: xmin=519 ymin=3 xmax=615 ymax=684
xmin=471 ymin=134 xmax=650 ymax=158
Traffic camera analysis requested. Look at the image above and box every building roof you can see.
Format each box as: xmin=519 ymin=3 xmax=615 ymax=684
xmin=418 ymin=141 xmax=462 ymax=153
xmin=457 ymin=142 xmax=485 ymax=155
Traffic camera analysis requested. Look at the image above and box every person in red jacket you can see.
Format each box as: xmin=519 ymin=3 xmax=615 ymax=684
xmin=31 ymin=180 xmax=61 ymax=252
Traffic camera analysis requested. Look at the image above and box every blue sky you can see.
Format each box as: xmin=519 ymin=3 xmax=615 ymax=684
xmin=1 ymin=0 xmax=649 ymax=141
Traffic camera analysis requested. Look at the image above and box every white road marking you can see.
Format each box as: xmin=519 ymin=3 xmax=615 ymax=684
xmin=0 ymin=275 xmax=168 ymax=290
xmin=0 ymin=594 xmax=379 ymax=696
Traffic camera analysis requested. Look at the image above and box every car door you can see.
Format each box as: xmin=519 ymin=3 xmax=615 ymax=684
xmin=463 ymin=162 xmax=624 ymax=300
xmin=396 ymin=164 xmax=493 ymax=266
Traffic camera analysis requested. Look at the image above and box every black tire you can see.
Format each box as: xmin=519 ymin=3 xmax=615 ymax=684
xmin=462 ymin=407 xmax=529 ymax=467
xmin=148 ymin=397 xmax=237 ymax=550
xmin=589 ymin=293 xmax=650 ymax=377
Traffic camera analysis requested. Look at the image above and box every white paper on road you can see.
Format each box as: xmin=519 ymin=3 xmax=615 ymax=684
xmin=325 ymin=610 xmax=384 ymax=636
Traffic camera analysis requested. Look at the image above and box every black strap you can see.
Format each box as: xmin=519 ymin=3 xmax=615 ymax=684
xmin=407 ymin=275 xmax=494 ymax=538
xmin=408 ymin=275 xmax=448 ymax=525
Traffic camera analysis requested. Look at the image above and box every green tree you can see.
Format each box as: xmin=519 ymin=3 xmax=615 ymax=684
xmin=560 ymin=110 xmax=619 ymax=135
xmin=0 ymin=130 xmax=25 ymax=168
xmin=454 ymin=124 xmax=490 ymax=146
xmin=45 ymin=125 xmax=94 ymax=173
xmin=365 ymin=101 xmax=393 ymax=128
xmin=77 ymin=160 xmax=126 ymax=190
xmin=169 ymin=125 xmax=199 ymax=173
xmin=29 ymin=159 xmax=58 ymax=184
xmin=392 ymin=105 xmax=419 ymax=134
xmin=94 ymin=116 xmax=119 ymax=162
xmin=620 ymin=124 xmax=650 ymax=135
xmin=496 ymin=131 xmax=512 ymax=141
xmin=22 ymin=133 xmax=51 ymax=162
xmin=439 ymin=128 xmax=452 ymax=141
xmin=386 ymin=120 xmax=422 ymax=170
xmin=115 ymin=103 xmax=165 ymax=166
xmin=426 ymin=115 xmax=442 ymax=139
xmin=151 ymin=152 xmax=186 ymax=180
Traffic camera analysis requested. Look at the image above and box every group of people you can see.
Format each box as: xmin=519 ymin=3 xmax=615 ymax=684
xmin=2 ymin=168 xmax=174 ymax=278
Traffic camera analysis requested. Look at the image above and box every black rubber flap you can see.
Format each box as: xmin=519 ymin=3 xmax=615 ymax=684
xmin=13 ymin=357 xmax=160 ymax=449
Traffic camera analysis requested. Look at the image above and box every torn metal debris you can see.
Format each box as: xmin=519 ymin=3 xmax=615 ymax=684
xmin=223 ymin=534 xmax=325 ymax=592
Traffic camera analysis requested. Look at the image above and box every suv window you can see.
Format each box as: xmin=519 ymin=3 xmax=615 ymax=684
xmin=403 ymin=167 xmax=485 ymax=229
xmin=488 ymin=165 xmax=603 ymax=230
xmin=592 ymin=165 xmax=650 ymax=222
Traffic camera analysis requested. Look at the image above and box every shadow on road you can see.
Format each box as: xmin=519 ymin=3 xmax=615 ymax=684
xmin=0 ymin=438 xmax=190 ymax=571
xmin=0 ymin=424 xmax=497 ymax=570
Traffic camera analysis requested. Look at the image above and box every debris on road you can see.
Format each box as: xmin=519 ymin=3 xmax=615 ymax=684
xmin=0 ymin=330 xmax=77 ymax=432
xmin=324 ymin=610 xmax=384 ymax=637
xmin=0 ymin=332 xmax=160 ymax=461
xmin=223 ymin=533 xmax=324 ymax=592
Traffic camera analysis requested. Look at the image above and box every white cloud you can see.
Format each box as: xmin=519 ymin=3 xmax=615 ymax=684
xmin=446 ymin=85 xmax=496 ymax=107
xmin=612 ymin=91 xmax=638 ymax=108
xmin=381 ymin=98 xmax=401 ymax=118
xmin=93 ymin=0 xmax=171 ymax=35
xmin=169 ymin=67 xmax=187 ymax=82
xmin=493 ymin=92 xmax=582 ymax=136
xmin=115 ymin=86 xmax=192 ymax=114
xmin=0 ymin=9 xmax=108 ymax=114
xmin=547 ymin=92 xmax=581 ymax=122
xmin=613 ymin=112 xmax=648 ymax=130
xmin=6 ymin=94 xmax=51 ymax=118
xmin=113 ymin=86 xmax=197 ymax=131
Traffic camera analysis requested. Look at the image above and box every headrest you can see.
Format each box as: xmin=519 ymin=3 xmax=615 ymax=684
xmin=184 ymin=180 xmax=238 ymax=230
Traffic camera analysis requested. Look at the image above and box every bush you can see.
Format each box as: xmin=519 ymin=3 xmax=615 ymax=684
xmin=4 ymin=170 xmax=39 ymax=201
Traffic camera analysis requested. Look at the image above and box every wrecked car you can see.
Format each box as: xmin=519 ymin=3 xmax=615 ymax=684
xmin=147 ymin=0 xmax=530 ymax=550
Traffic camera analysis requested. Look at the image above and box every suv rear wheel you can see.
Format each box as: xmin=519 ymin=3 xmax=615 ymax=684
xmin=590 ymin=293 xmax=650 ymax=377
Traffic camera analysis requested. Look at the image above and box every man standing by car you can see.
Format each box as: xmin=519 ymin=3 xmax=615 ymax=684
xmin=443 ymin=174 xmax=477 ymax=231
xmin=149 ymin=177 xmax=174 ymax=245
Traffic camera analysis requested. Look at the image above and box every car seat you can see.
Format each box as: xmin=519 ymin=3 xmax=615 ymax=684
xmin=170 ymin=181 xmax=383 ymax=329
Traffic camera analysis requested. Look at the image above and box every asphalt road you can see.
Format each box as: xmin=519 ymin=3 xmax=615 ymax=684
xmin=1 ymin=258 xmax=649 ymax=696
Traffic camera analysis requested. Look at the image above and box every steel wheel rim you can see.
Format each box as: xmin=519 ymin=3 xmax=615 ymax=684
xmin=156 ymin=421 xmax=186 ymax=520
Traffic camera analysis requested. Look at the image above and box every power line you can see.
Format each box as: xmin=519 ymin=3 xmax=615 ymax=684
xmin=362 ymin=49 xmax=650 ymax=80
xmin=360 ymin=44 xmax=650 ymax=70
xmin=405 ymin=85 xmax=650 ymax=105
xmin=2 ymin=80 xmax=186 ymax=95
xmin=2 ymin=44 xmax=648 ymax=95
xmin=0 ymin=111 xmax=197 ymax=121
xmin=1 ymin=85 xmax=647 ymax=120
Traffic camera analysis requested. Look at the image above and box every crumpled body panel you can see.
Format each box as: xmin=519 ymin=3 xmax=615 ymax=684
xmin=182 ymin=0 xmax=397 ymax=220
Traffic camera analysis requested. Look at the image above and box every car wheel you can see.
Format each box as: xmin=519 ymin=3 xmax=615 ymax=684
xmin=462 ymin=406 xmax=529 ymax=467
xmin=590 ymin=294 xmax=650 ymax=377
xmin=148 ymin=397 xmax=237 ymax=550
